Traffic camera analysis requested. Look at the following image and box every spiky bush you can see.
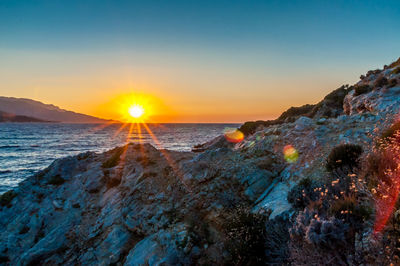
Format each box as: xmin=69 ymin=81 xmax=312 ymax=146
xmin=277 ymin=104 xmax=315 ymax=122
xmin=380 ymin=121 xmax=400 ymax=142
xmin=353 ymin=84 xmax=372 ymax=96
xmin=326 ymin=144 xmax=363 ymax=173
xmin=289 ymin=208 xmax=317 ymax=237
xmin=0 ymin=190 xmax=17 ymax=207
xmin=389 ymin=57 xmax=400 ymax=68
xmin=264 ymin=213 xmax=291 ymax=264
xmin=47 ymin=174 xmax=65 ymax=185
xmin=374 ymin=76 xmax=388 ymax=88
xmin=290 ymin=209 xmax=348 ymax=248
xmin=223 ymin=206 xmax=267 ymax=265
xmin=388 ymin=78 xmax=398 ymax=88
xmin=102 ymin=147 xmax=124 ymax=168
xmin=328 ymin=195 xmax=373 ymax=231
xmin=392 ymin=67 xmax=400 ymax=75
xmin=287 ymin=178 xmax=324 ymax=210
xmin=304 ymin=217 xmax=348 ymax=248
xmin=238 ymin=120 xmax=279 ymax=136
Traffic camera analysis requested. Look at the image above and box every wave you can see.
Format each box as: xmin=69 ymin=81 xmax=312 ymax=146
xmin=0 ymin=145 xmax=20 ymax=149
xmin=0 ymin=170 xmax=12 ymax=174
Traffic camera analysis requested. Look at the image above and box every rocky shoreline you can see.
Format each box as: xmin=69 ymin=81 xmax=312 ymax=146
xmin=1 ymin=58 xmax=400 ymax=265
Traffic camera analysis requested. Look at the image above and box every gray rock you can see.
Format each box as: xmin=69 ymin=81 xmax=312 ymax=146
xmin=294 ymin=116 xmax=313 ymax=131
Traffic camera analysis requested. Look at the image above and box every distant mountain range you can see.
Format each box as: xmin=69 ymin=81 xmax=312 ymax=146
xmin=0 ymin=97 xmax=110 ymax=123
xmin=0 ymin=110 xmax=50 ymax=122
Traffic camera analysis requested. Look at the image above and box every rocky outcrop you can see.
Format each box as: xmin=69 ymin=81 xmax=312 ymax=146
xmin=1 ymin=58 xmax=400 ymax=265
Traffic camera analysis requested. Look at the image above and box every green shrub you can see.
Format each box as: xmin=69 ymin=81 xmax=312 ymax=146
xmin=323 ymin=85 xmax=350 ymax=103
xmin=102 ymin=147 xmax=124 ymax=168
xmin=142 ymin=171 xmax=157 ymax=178
xmin=223 ymin=206 xmax=267 ymax=265
xmin=287 ymin=178 xmax=324 ymax=210
xmin=392 ymin=67 xmax=400 ymax=75
xmin=388 ymin=78 xmax=398 ymax=88
xmin=328 ymin=196 xmax=373 ymax=230
xmin=374 ymin=76 xmax=388 ymax=88
xmin=381 ymin=121 xmax=400 ymax=142
xmin=389 ymin=58 xmax=400 ymax=69
xmin=0 ymin=190 xmax=17 ymax=207
xmin=366 ymin=69 xmax=381 ymax=77
xmin=238 ymin=120 xmax=279 ymax=136
xmin=136 ymin=156 xmax=156 ymax=167
xmin=0 ymin=256 xmax=9 ymax=264
xmin=19 ymin=225 xmax=30 ymax=234
xmin=265 ymin=214 xmax=290 ymax=264
xmin=326 ymin=144 xmax=363 ymax=172
xmin=278 ymin=104 xmax=315 ymax=121
xmin=353 ymin=84 xmax=372 ymax=96
xmin=47 ymin=174 xmax=65 ymax=185
xmin=182 ymin=211 xmax=211 ymax=248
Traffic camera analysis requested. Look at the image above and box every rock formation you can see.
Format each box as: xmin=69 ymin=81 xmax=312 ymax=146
xmin=1 ymin=58 xmax=400 ymax=265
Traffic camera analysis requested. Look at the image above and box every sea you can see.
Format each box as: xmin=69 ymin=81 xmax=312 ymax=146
xmin=0 ymin=123 xmax=239 ymax=193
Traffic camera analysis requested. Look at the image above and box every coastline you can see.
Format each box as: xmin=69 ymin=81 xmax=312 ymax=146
xmin=1 ymin=59 xmax=400 ymax=264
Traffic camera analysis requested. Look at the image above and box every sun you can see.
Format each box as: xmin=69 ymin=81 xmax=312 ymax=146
xmin=128 ymin=105 xmax=145 ymax=118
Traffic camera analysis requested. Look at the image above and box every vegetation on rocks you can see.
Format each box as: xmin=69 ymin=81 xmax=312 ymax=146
xmin=374 ymin=76 xmax=389 ymax=88
xmin=223 ymin=205 xmax=268 ymax=265
xmin=0 ymin=190 xmax=17 ymax=207
xmin=392 ymin=67 xmax=400 ymax=75
xmin=287 ymin=177 xmax=323 ymax=210
xmin=2 ymin=58 xmax=400 ymax=264
xmin=388 ymin=78 xmax=398 ymax=88
xmin=277 ymin=104 xmax=316 ymax=122
xmin=353 ymin=84 xmax=372 ymax=96
xmin=47 ymin=174 xmax=65 ymax=185
xmin=102 ymin=146 xmax=124 ymax=168
xmin=326 ymin=144 xmax=363 ymax=172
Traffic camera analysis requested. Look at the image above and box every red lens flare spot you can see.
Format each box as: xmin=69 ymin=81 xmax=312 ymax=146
xmin=283 ymin=145 xmax=299 ymax=163
xmin=224 ymin=129 xmax=244 ymax=143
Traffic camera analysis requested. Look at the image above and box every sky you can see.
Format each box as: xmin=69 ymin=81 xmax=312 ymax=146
xmin=0 ymin=0 xmax=399 ymax=123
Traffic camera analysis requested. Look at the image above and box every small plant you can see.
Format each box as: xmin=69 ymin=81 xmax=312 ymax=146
xmin=19 ymin=225 xmax=30 ymax=234
xmin=47 ymin=174 xmax=65 ymax=185
xmin=392 ymin=67 xmax=400 ymax=75
xmin=328 ymin=195 xmax=373 ymax=230
xmin=287 ymin=177 xmax=324 ymax=210
xmin=290 ymin=209 xmax=348 ymax=249
xmin=223 ymin=205 xmax=267 ymax=265
xmin=388 ymin=78 xmax=398 ymax=88
xmin=374 ymin=76 xmax=388 ymax=88
xmin=265 ymin=214 xmax=291 ymax=264
xmin=102 ymin=147 xmax=124 ymax=168
xmin=238 ymin=120 xmax=278 ymax=136
xmin=256 ymin=156 xmax=275 ymax=169
xmin=366 ymin=69 xmax=381 ymax=77
xmin=182 ymin=211 xmax=211 ymax=248
xmin=0 ymin=190 xmax=17 ymax=207
xmin=389 ymin=57 xmax=400 ymax=68
xmin=326 ymin=144 xmax=363 ymax=172
xmin=380 ymin=121 xmax=400 ymax=142
xmin=0 ymin=256 xmax=9 ymax=264
xmin=353 ymin=84 xmax=372 ymax=96
xmin=278 ymin=104 xmax=315 ymax=121
xmin=142 ymin=171 xmax=157 ymax=178
xmin=304 ymin=217 xmax=348 ymax=248
xmin=136 ymin=156 xmax=156 ymax=167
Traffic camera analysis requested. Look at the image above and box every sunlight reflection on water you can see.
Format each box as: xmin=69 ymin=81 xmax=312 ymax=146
xmin=0 ymin=123 xmax=238 ymax=193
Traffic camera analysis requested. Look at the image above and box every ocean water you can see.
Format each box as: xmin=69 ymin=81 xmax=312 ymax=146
xmin=0 ymin=123 xmax=239 ymax=193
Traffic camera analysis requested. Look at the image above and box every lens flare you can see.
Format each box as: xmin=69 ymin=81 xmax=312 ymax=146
xmin=283 ymin=145 xmax=299 ymax=163
xmin=224 ymin=128 xmax=244 ymax=143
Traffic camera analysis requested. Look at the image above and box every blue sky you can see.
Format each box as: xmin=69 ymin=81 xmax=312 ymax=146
xmin=0 ymin=0 xmax=399 ymax=122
